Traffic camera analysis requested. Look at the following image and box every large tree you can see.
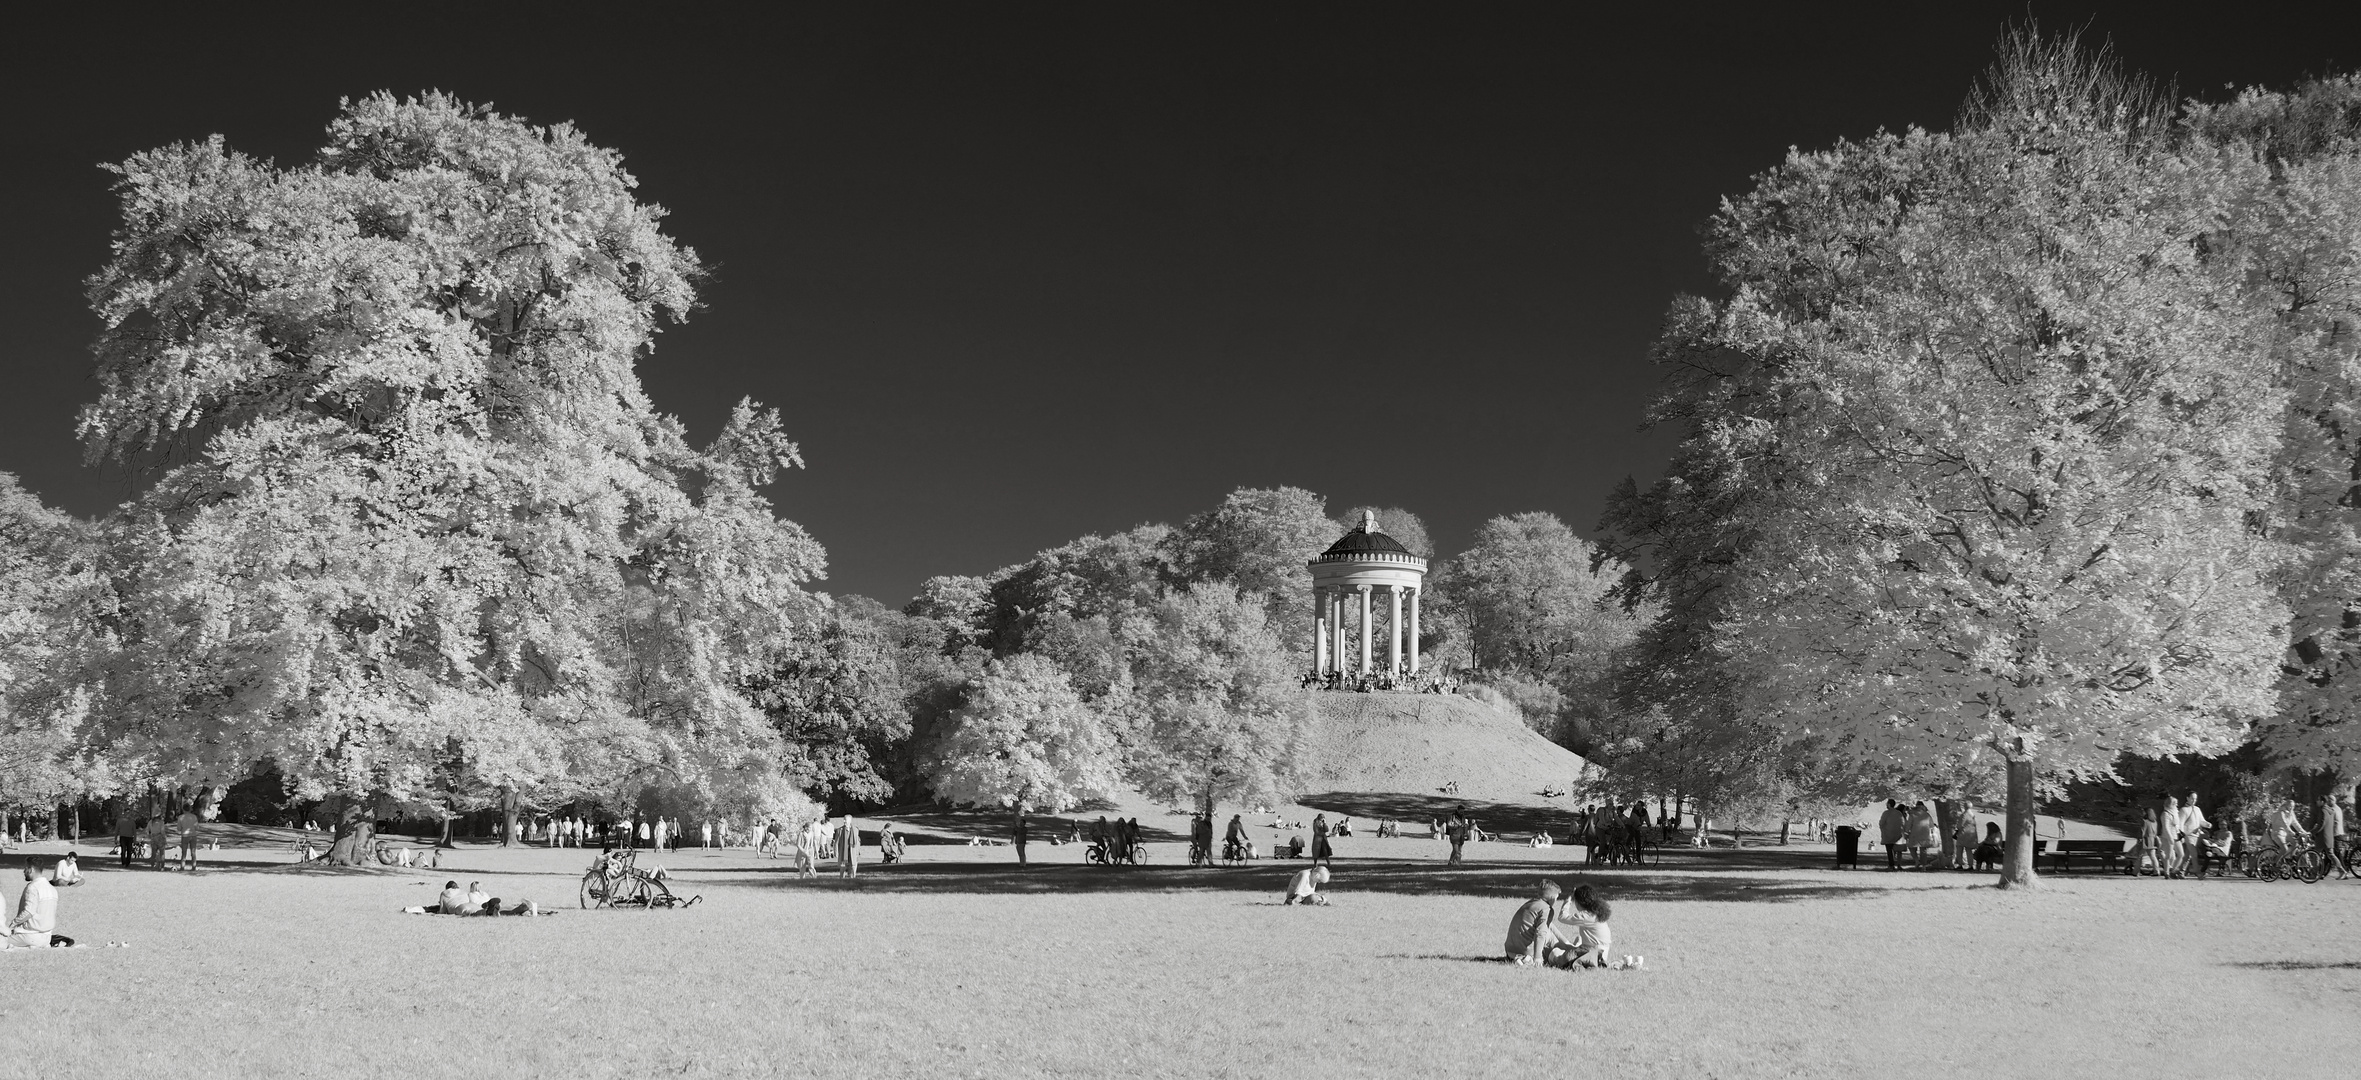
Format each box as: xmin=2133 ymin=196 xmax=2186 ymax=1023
xmin=1115 ymin=585 xmax=1305 ymax=814
xmin=0 ymin=474 xmax=117 ymax=823
xmin=924 ymin=654 xmax=1118 ymax=860
xmin=79 ymin=94 xmax=826 ymax=859
xmin=2184 ymin=76 xmax=2361 ymax=783
xmin=1621 ymin=37 xmax=2290 ymax=888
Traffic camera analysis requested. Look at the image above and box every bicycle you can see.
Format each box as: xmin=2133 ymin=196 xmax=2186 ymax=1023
xmin=580 ymin=849 xmax=701 ymax=909
xmin=2250 ymin=844 xmax=2324 ymax=883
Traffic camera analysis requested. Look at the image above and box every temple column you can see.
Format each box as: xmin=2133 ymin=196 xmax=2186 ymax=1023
xmin=1388 ymin=584 xmax=1403 ymax=674
xmin=1408 ymin=587 xmax=1422 ymax=674
xmin=1358 ymin=585 xmax=1373 ymax=675
xmin=1330 ymin=593 xmax=1346 ymax=678
xmin=1311 ymin=588 xmax=1327 ymax=674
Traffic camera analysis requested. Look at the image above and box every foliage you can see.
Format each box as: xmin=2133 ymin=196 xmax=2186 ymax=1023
xmin=0 ymin=474 xmax=115 ymax=808
xmin=1609 ymin=37 xmax=2291 ymax=868
xmin=1115 ymin=585 xmax=1306 ymax=810
xmin=1168 ymin=486 xmax=1333 ymax=637
xmin=2185 ymin=75 xmax=2361 ymax=779
xmin=77 ymin=93 xmax=826 ymax=817
xmin=924 ymin=654 xmax=1118 ymax=815
xmin=742 ymin=599 xmax=917 ymax=804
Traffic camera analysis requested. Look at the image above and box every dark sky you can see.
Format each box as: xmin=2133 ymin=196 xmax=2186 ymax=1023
xmin=5 ymin=5 xmax=2356 ymax=604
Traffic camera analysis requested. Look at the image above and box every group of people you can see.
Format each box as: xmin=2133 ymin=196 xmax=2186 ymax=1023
xmin=1503 ymin=879 xmax=1643 ymax=971
xmin=1299 ymin=668 xmax=1464 ymax=695
xmin=2132 ymin=792 xmax=2352 ymax=878
xmin=1870 ymin=799 xmax=1998 ymax=871
xmin=1088 ymin=816 xmax=1146 ymax=864
xmin=402 ymin=879 xmax=546 ymax=917
xmin=107 ymin=803 xmax=207 ymax=872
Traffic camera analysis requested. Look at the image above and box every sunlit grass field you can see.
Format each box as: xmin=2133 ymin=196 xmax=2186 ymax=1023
xmin=8 ymin=831 xmax=2359 ymax=1079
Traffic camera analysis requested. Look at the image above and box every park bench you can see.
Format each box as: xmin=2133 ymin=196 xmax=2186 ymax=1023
xmin=2037 ymin=838 xmax=2129 ymax=873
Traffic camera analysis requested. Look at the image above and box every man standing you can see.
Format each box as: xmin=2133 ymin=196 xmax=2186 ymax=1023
xmin=1447 ymin=807 xmax=1471 ymax=867
xmin=4 ymin=861 xmax=58 ymax=949
xmin=112 ymin=805 xmax=137 ymax=870
xmin=2179 ymin=793 xmax=2210 ymax=878
xmin=1877 ymin=799 xmax=1906 ymax=871
xmin=838 ymin=814 xmax=859 ymax=879
xmin=1014 ymin=813 xmax=1029 ymax=867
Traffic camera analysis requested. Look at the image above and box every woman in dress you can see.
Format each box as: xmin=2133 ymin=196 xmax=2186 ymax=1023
xmin=1311 ymin=813 xmax=1333 ymax=867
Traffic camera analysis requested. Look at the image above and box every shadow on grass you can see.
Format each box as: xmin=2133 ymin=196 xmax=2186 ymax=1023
xmin=728 ymin=854 xmax=1875 ymax=903
xmin=865 ymin=800 xmax=1192 ymax=845
xmin=1379 ymin=953 xmax=1511 ymax=964
xmin=2228 ymin=960 xmax=2361 ymax=971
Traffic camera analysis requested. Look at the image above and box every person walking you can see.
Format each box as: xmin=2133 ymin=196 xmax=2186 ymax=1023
xmin=2158 ymin=796 xmax=2185 ymax=878
xmin=2179 ymin=794 xmax=2210 ymax=877
xmin=112 ymin=804 xmax=137 ymax=870
xmin=1878 ymin=800 xmax=1906 ymax=871
xmin=175 ymin=805 xmax=202 ymax=871
xmin=1447 ymin=807 xmax=1471 ymax=867
xmin=1014 ymin=812 xmax=1029 ymax=866
xmin=2321 ymin=794 xmax=2349 ymax=876
xmin=838 ymin=814 xmax=859 ymax=879
xmin=1311 ymin=813 xmax=1333 ymax=868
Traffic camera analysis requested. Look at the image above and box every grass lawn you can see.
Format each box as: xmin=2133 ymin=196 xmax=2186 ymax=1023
xmin=6 ymin=830 xmax=2359 ymax=1079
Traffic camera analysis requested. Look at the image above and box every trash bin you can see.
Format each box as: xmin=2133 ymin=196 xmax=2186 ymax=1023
xmin=1834 ymin=825 xmax=1860 ymax=869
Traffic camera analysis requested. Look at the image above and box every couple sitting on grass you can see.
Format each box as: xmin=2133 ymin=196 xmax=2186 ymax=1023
xmin=400 ymin=880 xmax=546 ymax=917
xmin=1504 ymin=879 xmax=1641 ymax=971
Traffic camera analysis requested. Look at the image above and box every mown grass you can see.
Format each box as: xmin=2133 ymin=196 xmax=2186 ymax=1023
xmin=6 ymin=832 xmax=2359 ymax=1079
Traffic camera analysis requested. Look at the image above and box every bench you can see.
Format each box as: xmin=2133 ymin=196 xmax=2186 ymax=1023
xmin=2038 ymin=838 xmax=2130 ymax=873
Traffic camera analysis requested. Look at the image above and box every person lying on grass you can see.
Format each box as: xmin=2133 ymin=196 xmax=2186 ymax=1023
xmin=1284 ymin=866 xmax=1331 ymax=905
xmin=406 ymin=886 xmax=548 ymax=916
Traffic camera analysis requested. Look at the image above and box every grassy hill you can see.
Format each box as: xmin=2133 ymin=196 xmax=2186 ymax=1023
xmin=1295 ymin=690 xmax=1589 ymax=801
xmin=1289 ymin=690 xmax=1592 ymax=836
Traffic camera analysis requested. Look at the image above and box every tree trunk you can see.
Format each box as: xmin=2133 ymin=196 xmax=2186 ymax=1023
xmin=325 ymin=806 xmax=377 ymax=867
xmin=437 ymin=812 xmax=455 ymax=849
xmin=1998 ymin=755 xmax=2040 ymax=889
xmin=500 ymin=785 xmax=520 ymax=848
xmin=1779 ymin=819 xmax=1791 ymax=845
xmin=1012 ymin=804 xmax=1028 ymax=866
xmin=1933 ymin=798 xmax=1960 ymax=869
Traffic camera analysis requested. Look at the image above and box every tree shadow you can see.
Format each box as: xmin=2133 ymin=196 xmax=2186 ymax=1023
xmin=862 ymin=800 xmax=1192 ymax=845
xmin=730 ymin=853 xmax=1876 ymax=903
xmin=2227 ymin=960 xmax=2361 ymax=971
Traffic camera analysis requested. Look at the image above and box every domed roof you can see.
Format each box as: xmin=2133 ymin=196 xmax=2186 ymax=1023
xmin=1321 ymin=511 xmax=1411 ymax=558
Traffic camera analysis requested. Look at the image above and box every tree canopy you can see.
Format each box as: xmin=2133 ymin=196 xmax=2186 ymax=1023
xmin=77 ymin=93 xmax=825 ymax=818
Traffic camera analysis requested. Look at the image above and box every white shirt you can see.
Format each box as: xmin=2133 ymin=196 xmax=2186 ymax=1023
xmin=1285 ymin=869 xmax=1321 ymax=901
xmin=13 ymin=878 xmax=57 ymax=934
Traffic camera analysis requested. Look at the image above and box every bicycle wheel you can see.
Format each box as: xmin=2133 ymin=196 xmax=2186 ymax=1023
xmin=580 ymin=871 xmax=605 ymax=909
xmin=2257 ymin=851 xmax=2284 ymax=881
xmin=2295 ymin=850 xmax=2324 ymax=884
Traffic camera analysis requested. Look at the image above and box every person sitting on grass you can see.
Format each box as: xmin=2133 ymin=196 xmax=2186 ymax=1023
xmin=1973 ymin=822 xmax=2003 ymax=871
xmin=1284 ymin=865 xmax=1332 ymax=905
xmin=436 ymin=880 xmax=467 ymax=914
xmin=3 ymin=860 xmax=59 ymax=950
xmin=1504 ymin=880 xmax=1571 ymax=966
xmin=1552 ymin=884 xmax=1641 ymax=970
